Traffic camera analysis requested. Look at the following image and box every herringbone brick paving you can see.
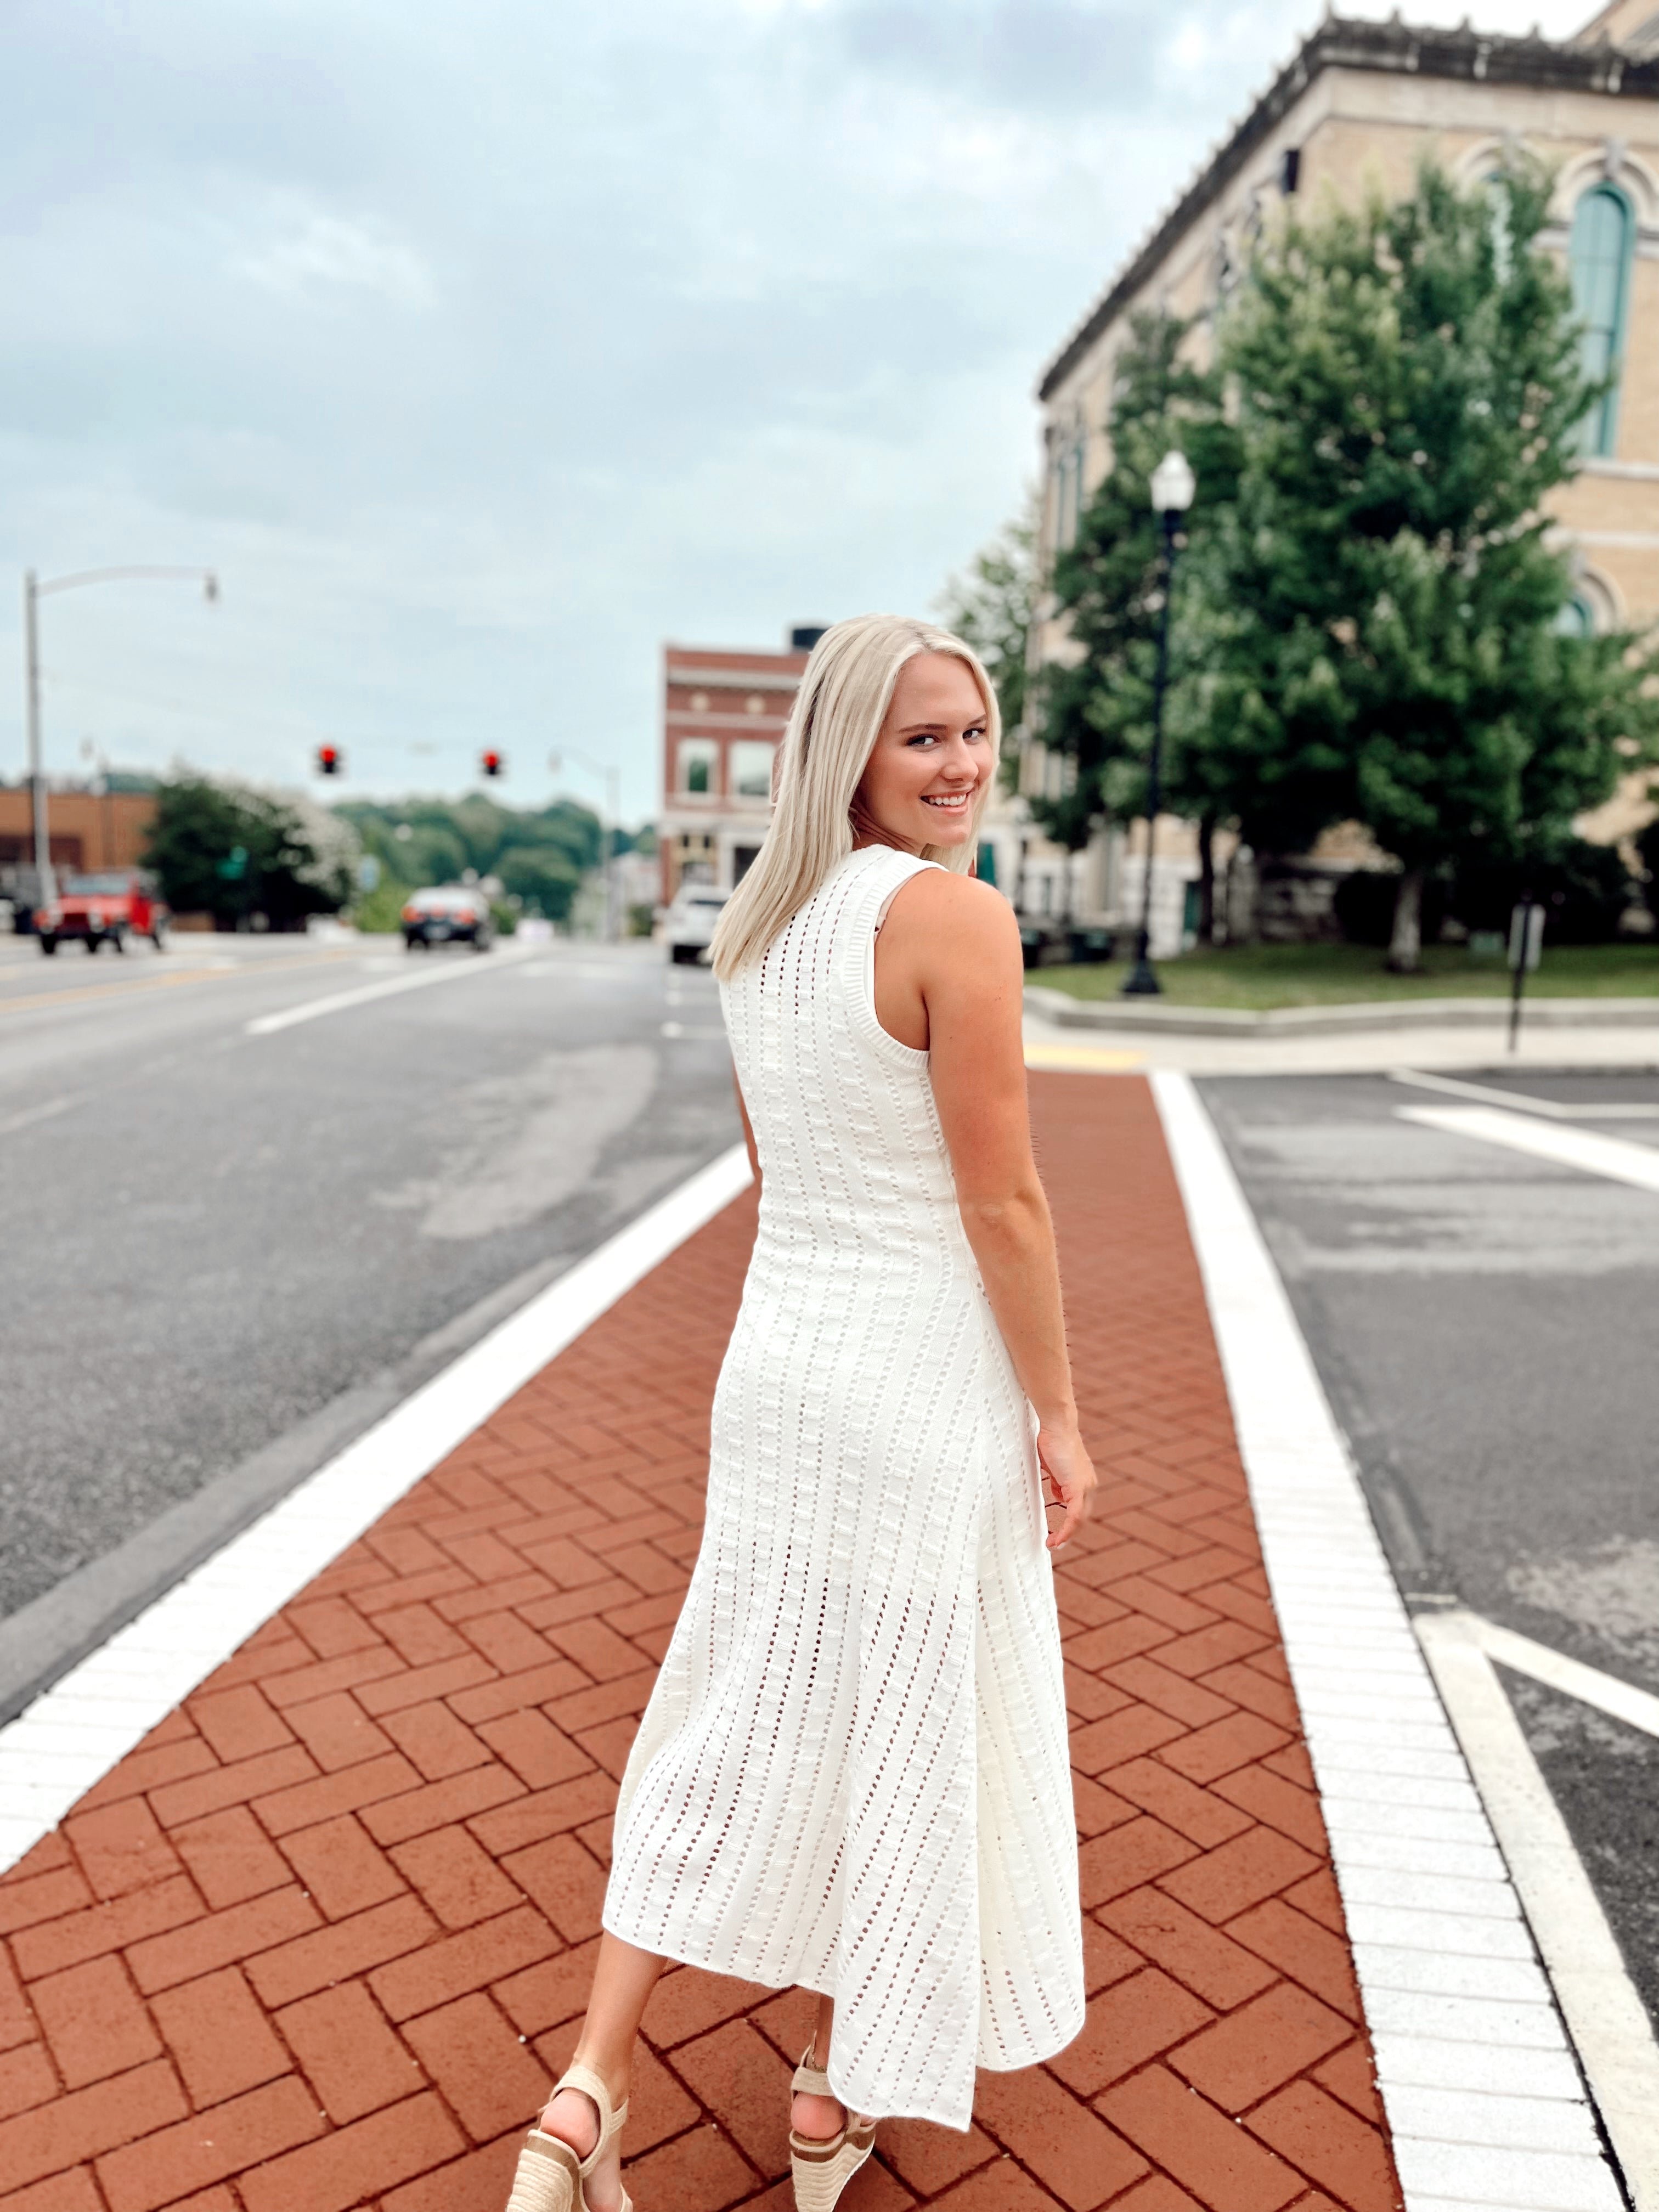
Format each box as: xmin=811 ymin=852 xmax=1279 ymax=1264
xmin=0 ymin=1074 xmax=1401 ymax=2211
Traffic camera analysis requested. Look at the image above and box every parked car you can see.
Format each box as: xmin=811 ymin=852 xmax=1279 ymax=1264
xmin=35 ymin=870 xmax=169 ymax=955
xmin=401 ymin=884 xmax=494 ymax=951
xmin=664 ymin=882 xmax=730 ymax=963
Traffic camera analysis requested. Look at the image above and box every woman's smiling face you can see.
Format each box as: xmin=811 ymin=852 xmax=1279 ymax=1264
xmin=853 ymin=652 xmax=991 ymax=853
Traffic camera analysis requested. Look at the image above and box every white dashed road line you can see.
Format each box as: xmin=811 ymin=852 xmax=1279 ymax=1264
xmin=1390 ymin=1068 xmax=1659 ymax=1120
xmin=245 ymin=947 xmax=531 ymax=1035
xmin=1398 ymin=1102 xmax=1659 ymax=1193
xmin=1154 ymin=1070 xmax=1632 ymax=2212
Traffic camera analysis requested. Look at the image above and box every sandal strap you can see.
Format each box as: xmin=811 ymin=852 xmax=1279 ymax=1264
xmin=552 ymin=2062 xmax=629 ymax=2146
xmin=792 ymin=2047 xmax=834 ymax=2100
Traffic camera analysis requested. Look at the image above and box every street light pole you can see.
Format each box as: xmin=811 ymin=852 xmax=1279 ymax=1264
xmin=22 ymin=565 xmax=218 ymax=914
xmin=1121 ymin=450 xmax=1196 ymax=998
xmin=24 ymin=573 xmax=47 ymax=910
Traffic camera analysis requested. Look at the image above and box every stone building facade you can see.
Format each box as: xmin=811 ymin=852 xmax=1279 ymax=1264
xmin=1019 ymin=5 xmax=1659 ymax=949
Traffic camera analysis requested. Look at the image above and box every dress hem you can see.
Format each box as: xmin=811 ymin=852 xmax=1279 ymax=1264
xmin=600 ymin=1909 xmax=1086 ymax=2133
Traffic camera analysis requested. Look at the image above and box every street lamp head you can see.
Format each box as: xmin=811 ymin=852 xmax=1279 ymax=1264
xmin=1150 ymin=449 xmax=1196 ymax=516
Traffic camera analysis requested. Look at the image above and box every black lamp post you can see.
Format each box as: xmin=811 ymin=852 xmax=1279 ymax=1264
xmin=1121 ymin=448 xmax=1196 ymax=997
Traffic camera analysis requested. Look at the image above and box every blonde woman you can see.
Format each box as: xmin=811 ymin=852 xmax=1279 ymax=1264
xmin=505 ymin=614 xmax=1093 ymax=2212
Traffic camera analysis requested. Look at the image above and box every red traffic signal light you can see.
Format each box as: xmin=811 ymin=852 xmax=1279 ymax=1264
xmin=317 ymin=744 xmax=342 ymax=777
xmin=481 ymin=750 xmax=504 ymax=778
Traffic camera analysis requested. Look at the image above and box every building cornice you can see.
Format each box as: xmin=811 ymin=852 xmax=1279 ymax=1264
xmin=1036 ymin=13 xmax=1659 ymax=404
xmin=664 ymin=667 xmax=804 ymax=692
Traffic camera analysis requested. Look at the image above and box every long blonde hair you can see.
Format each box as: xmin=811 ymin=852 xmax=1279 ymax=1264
xmin=710 ymin=613 xmax=1000 ymax=979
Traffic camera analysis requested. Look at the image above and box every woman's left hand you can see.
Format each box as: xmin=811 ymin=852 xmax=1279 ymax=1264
xmin=1037 ymin=1420 xmax=1097 ymax=1552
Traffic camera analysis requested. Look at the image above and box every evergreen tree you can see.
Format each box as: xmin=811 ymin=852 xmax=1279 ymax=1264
xmin=1040 ymin=313 xmax=1243 ymax=922
xmin=1207 ymin=159 xmax=1658 ymax=967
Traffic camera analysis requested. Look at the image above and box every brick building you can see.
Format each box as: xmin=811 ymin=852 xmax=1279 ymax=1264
xmin=0 ymin=787 xmax=157 ymax=910
xmin=658 ymin=631 xmax=824 ymax=904
xmin=1017 ymin=4 xmax=1659 ymax=949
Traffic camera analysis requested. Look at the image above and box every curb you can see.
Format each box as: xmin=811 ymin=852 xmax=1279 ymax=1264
xmin=1026 ymin=986 xmax=1659 ymax=1039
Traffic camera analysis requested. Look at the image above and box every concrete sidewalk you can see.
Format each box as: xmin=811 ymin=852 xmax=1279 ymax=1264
xmin=0 ymin=1077 xmax=1402 ymax=2211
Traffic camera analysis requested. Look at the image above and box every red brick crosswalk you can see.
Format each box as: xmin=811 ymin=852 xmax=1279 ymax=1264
xmin=0 ymin=1074 xmax=1400 ymax=2211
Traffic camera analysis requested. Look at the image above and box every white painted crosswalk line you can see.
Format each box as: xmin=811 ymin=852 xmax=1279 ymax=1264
xmin=1397 ymin=1102 xmax=1659 ymax=1192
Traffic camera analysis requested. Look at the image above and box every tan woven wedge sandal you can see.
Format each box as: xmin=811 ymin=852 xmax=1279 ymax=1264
xmin=504 ymin=2062 xmax=631 ymax=2212
xmin=788 ymin=2046 xmax=876 ymax=2210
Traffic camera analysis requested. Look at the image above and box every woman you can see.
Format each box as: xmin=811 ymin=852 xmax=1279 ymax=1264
xmin=506 ymin=614 xmax=1094 ymax=2212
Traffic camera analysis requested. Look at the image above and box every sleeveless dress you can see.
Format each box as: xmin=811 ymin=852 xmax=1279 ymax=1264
xmin=604 ymin=845 xmax=1084 ymax=2130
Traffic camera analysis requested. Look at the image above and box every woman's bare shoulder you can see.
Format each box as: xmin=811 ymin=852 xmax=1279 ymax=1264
xmin=882 ymin=868 xmax=1022 ymax=963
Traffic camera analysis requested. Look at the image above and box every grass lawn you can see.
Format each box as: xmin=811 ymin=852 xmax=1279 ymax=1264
xmin=1032 ymin=940 xmax=1659 ymax=1011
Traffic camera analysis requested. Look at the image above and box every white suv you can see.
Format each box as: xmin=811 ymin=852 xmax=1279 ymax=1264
xmin=664 ymin=883 xmax=730 ymax=964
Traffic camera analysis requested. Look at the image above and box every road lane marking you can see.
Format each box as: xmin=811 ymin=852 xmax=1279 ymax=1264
xmin=0 ymin=1094 xmax=79 ymax=1138
xmin=245 ymin=948 xmax=531 ymax=1035
xmin=0 ymin=949 xmax=359 ymax=1021
xmin=1417 ymin=1609 xmax=1659 ymax=2206
xmin=1397 ymin=1103 xmax=1659 ymax=1192
xmin=1391 ymin=1068 xmax=1659 ymax=1120
xmin=1448 ymin=1609 xmax=1659 ymax=1742
xmin=0 ymin=964 xmax=227 ymax=1016
xmin=0 ymin=1141 xmax=752 ymax=1875
xmin=1152 ymin=1070 xmax=1628 ymax=2212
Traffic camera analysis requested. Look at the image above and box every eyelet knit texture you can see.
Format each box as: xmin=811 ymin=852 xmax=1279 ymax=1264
xmin=604 ymin=845 xmax=1084 ymax=2130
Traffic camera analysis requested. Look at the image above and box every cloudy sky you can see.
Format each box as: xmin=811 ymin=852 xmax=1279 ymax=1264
xmin=2 ymin=0 xmax=1595 ymax=821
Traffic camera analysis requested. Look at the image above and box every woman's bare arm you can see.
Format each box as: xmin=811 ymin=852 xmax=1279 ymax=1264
xmin=874 ymin=871 xmax=1097 ymax=1549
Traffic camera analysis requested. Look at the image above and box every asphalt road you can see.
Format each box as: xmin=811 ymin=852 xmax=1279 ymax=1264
xmin=0 ymin=931 xmax=738 ymax=1672
xmin=1200 ymin=1066 xmax=1659 ymax=2029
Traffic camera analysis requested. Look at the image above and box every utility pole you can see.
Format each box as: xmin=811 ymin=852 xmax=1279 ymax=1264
xmin=24 ymin=573 xmax=48 ymax=911
xmin=21 ymin=565 xmax=218 ymax=919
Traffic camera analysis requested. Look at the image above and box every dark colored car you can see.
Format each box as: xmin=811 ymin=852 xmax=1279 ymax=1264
xmin=36 ymin=870 xmax=170 ymax=955
xmin=401 ymin=885 xmax=494 ymax=951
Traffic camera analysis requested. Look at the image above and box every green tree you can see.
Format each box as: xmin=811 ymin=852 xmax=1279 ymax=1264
xmin=144 ymin=776 xmax=358 ymax=929
xmin=337 ymin=795 xmax=607 ymax=924
xmin=936 ymin=492 xmax=1040 ymax=742
xmin=1206 ymin=158 xmax=1659 ymax=968
xmin=1041 ymin=312 xmax=1244 ymax=925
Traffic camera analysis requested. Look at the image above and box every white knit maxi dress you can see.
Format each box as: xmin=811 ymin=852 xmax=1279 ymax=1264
xmin=605 ymin=844 xmax=1084 ymax=2131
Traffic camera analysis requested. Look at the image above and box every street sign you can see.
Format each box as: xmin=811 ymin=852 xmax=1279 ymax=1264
xmin=1508 ymin=896 xmax=1543 ymax=1053
xmin=1508 ymin=902 xmax=1543 ymax=973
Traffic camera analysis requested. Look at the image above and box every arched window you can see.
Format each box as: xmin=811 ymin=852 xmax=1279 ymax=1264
xmin=1554 ymin=595 xmax=1595 ymax=639
xmin=1050 ymin=428 xmax=1087 ymax=551
xmin=1569 ymin=184 xmax=1633 ymax=457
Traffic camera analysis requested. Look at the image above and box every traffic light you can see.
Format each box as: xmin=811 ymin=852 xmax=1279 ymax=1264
xmin=481 ymin=749 xmax=504 ymax=778
xmin=317 ymin=744 xmax=342 ymax=777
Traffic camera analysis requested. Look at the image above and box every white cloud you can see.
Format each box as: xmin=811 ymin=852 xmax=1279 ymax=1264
xmin=230 ymin=207 xmax=436 ymax=307
xmin=0 ymin=0 xmax=1615 ymax=818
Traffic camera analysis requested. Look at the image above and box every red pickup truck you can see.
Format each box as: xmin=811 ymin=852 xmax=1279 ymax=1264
xmin=35 ymin=871 xmax=170 ymax=955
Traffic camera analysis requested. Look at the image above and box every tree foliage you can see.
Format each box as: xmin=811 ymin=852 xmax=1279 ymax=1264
xmin=1205 ymin=159 xmax=1656 ymax=958
xmin=1040 ymin=312 xmax=1242 ymax=849
xmin=935 ymin=492 xmax=1040 ymax=742
xmin=337 ymin=795 xmax=611 ymax=923
xmin=144 ymin=776 xmax=359 ymax=929
xmin=1032 ymin=159 xmax=1659 ymax=965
